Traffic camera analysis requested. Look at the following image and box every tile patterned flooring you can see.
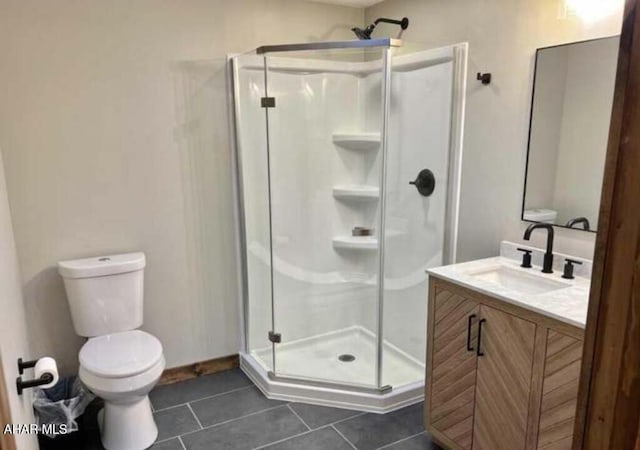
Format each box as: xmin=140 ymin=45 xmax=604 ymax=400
xmin=75 ymin=368 xmax=440 ymax=450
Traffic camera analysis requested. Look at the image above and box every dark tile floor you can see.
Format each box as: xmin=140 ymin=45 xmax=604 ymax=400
xmin=50 ymin=368 xmax=441 ymax=450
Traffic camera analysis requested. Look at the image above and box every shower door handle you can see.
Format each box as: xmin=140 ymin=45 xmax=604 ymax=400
xmin=409 ymin=169 xmax=436 ymax=197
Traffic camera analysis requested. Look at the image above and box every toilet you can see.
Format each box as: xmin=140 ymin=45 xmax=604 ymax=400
xmin=523 ymin=208 xmax=558 ymax=224
xmin=58 ymin=252 xmax=164 ymax=450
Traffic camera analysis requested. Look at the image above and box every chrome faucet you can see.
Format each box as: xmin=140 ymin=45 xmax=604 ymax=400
xmin=523 ymin=223 xmax=555 ymax=273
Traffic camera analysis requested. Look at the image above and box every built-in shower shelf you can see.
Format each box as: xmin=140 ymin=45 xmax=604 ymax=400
xmin=332 ymin=236 xmax=378 ymax=250
xmin=332 ymin=133 xmax=381 ymax=151
xmin=333 ymin=185 xmax=379 ymax=200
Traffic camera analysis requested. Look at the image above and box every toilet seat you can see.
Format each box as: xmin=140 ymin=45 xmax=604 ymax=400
xmin=79 ymin=355 xmax=165 ymax=401
xmin=80 ymin=330 xmax=163 ymax=378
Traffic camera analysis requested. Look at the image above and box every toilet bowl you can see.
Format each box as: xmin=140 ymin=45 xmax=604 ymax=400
xmin=78 ymin=330 xmax=165 ymax=450
xmin=58 ymin=252 xmax=164 ymax=450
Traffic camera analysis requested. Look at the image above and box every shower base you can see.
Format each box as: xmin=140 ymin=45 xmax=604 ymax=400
xmin=240 ymin=326 xmax=425 ymax=413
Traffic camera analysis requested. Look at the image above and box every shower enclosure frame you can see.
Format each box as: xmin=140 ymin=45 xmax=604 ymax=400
xmin=230 ymin=38 xmax=468 ymax=412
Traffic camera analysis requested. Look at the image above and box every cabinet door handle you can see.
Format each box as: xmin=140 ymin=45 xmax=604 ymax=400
xmin=477 ymin=318 xmax=486 ymax=357
xmin=466 ymin=314 xmax=477 ymax=351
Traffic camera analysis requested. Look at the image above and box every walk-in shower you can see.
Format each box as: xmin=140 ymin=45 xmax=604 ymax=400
xmin=231 ymin=38 xmax=467 ymax=412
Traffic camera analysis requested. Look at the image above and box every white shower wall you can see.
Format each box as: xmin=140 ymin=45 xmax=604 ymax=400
xmin=382 ymin=53 xmax=455 ymax=371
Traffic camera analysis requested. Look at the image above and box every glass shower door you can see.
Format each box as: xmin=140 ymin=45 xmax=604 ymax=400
xmin=263 ymin=47 xmax=388 ymax=389
xmin=233 ymin=53 xmax=276 ymax=373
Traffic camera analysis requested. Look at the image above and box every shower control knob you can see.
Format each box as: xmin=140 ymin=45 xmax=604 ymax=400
xmin=409 ymin=169 xmax=436 ymax=197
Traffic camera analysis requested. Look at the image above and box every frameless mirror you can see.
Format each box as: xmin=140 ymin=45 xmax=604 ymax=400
xmin=522 ymin=36 xmax=620 ymax=233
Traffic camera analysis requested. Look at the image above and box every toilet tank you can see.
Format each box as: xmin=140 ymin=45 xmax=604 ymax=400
xmin=58 ymin=252 xmax=146 ymax=337
xmin=523 ymin=209 xmax=558 ymax=224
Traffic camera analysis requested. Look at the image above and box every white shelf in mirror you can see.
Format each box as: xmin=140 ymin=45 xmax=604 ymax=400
xmin=332 ymin=132 xmax=381 ymax=151
xmin=332 ymin=236 xmax=378 ymax=251
xmin=332 ymin=185 xmax=380 ymax=200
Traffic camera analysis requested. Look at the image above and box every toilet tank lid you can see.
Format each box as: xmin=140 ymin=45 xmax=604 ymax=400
xmin=58 ymin=252 xmax=145 ymax=279
xmin=523 ymin=209 xmax=558 ymax=222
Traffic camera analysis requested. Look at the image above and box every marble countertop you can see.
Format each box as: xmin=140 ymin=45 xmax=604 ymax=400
xmin=427 ymin=256 xmax=590 ymax=329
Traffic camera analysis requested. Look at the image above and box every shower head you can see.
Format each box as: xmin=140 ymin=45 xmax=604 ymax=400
xmin=352 ymin=25 xmax=374 ymax=40
xmin=352 ymin=17 xmax=409 ymax=40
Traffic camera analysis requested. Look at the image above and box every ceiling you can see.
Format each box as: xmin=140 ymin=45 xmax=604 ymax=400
xmin=303 ymin=0 xmax=384 ymax=8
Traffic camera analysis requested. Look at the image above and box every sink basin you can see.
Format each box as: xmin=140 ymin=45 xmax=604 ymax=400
xmin=467 ymin=266 xmax=570 ymax=295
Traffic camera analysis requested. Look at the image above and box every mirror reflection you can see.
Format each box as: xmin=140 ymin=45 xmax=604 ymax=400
xmin=523 ymin=36 xmax=620 ymax=232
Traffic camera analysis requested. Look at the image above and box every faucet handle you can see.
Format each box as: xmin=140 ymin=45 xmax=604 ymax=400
xmin=562 ymin=258 xmax=583 ymax=279
xmin=517 ymin=248 xmax=533 ymax=268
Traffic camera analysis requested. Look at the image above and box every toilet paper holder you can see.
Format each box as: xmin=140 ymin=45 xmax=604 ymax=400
xmin=16 ymin=358 xmax=55 ymax=395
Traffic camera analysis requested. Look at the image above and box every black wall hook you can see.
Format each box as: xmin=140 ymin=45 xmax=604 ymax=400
xmin=477 ymin=72 xmax=492 ymax=85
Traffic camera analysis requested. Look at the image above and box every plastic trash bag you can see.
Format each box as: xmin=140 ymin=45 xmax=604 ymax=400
xmin=33 ymin=377 xmax=95 ymax=438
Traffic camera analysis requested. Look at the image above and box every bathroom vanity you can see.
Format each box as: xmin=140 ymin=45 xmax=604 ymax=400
xmin=424 ymin=244 xmax=590 ymax=450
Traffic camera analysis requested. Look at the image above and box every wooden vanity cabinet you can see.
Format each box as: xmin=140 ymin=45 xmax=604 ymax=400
xmin=425 ymin=277 xmax=584 ymax=450
xmin=536 ymin=331 xmax=583 ymax=449
xmin=428 ymin=288 xmax=479 ymax=448
xmin=473 ymin=305 xmax=537 ymax=449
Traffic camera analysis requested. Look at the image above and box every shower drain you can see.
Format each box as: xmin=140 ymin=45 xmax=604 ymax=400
xmin=338 ymin=354 xmax=356 ymax=362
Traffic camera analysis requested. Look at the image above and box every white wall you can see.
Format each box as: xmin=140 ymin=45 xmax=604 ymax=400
xmin=0 ymin=149 xmax=38 ymax=450
xmin=366 ymin=0 xmax=623 ymax=261
xmin=0 ymin=0 xmax=364 ymax=373
xmin=0 ymin=0 xmax=623 ymax=380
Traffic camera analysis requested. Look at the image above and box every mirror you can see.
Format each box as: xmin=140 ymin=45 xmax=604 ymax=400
xmin=522 ymin=36 xmax=619 ymax=232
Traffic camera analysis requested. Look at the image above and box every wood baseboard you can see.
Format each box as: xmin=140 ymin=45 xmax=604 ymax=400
xmin=159 ymin=354 xmax=239 ymax=386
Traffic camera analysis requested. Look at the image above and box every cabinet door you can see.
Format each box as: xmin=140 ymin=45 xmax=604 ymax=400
xmin=427 ymin=285 xmax=480 ymax=450
xmin=537 ymin=331 xmax=583 ymax=450
xmin=473 ymin=305 xmax=537 ymax=450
